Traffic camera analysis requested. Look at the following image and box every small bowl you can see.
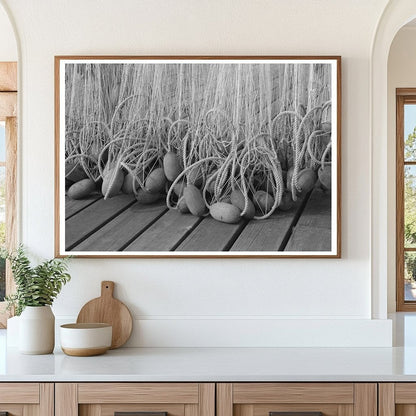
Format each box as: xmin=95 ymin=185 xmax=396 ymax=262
xmin=60 ymin=323 xmax=112 ymax=357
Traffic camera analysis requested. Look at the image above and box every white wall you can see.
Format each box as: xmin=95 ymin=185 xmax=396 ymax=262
xmin=0 ymin=0 xmax=393 ymax=346
xmin=0 ymin=3 xmax=16 ymax=61
xmin=387 ymin=26 xmax=416 ymax=312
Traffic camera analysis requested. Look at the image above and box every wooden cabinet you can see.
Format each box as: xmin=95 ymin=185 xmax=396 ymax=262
xmin=0 ymin=380 xmax=410 ymax=416
xmin=55 ymin=383 xmax=215 ymax=416
xmin=0 ymin=383 xmax=53 ymax=416
xmin=379 ymin=383 xmax=416 ymax=416
xmin=217 ymin=383 xmax=377 ymax=416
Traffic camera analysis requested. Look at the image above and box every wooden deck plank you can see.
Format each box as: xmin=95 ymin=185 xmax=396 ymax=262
xmin=65 ymin=193 xmax=136 ymax=250
xmin=72 ymin=202 xmax=168 ymax=251
xmin=285 ymin=225 xmax=331 ymax=251
xmin=124 ymin=210 xmax=201 ymax=251
xmin=285 ymin=187 xmax=331 ymax=251
xmin=176 ymin=217 xmax=246 ymax=251
xmin=230 ymin=200 xmax=303 ymax=251
xmin=295 ymin=187 xmax=331 ymax=229
xmin=65 ymin=193 xmax=102 ymax=219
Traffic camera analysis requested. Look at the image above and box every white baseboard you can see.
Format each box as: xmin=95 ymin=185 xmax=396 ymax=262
xmin=54 ymin=317 xmax=392 ymax=348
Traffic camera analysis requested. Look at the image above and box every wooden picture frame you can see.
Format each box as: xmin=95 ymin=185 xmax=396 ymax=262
xmin=55 ymin=56 xmax=341 ymax=258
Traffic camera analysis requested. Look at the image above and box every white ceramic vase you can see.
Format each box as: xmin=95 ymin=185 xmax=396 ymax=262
xmin=19 ymin=306 xmax=55 ymax=354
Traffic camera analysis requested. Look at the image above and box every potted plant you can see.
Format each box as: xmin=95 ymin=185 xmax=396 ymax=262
xmin=4 ymin=246 xmax=71 ymax=354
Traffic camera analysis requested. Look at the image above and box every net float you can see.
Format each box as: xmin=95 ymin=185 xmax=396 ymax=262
xmin=173 ymin=180 xmax=186 ymax=197
xmin=253 ymin=190 xmax=274 ymax=213
xmin=318 ymin=165 xmax=331 ymax=190
xmin=145 ymin=167 xmax=167 ymax=194
xmin=177 ymin=196 xmax=190 ymax=213
xmin=67 ymin=178 xmax=96 ymax=200
xmin=297 ymin=168 xmax=317 ymax=195
xmin=163 ymin=151 xmax=182 ymax=182
xmin=210 ymin=202 xmax=241 ymax=224
xmin=122 ymin=172 xmax=135 ymax=194
xmin=230 ymin=189 xmax=255 ymax=219
xmin=183 ymin=184 xmax=206 ymax=217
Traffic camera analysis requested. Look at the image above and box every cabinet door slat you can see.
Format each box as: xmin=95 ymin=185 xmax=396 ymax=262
xmin=199 ymin=384 xmax=215 ymax=416
xmin=395 ymin=384 xmax=416 ymax=404
xmin=217 ymin=384 xmax=233 ymax=416
xmin=78 ymin=383 xmax=199 ymax=404
xmin=379 ymin=383 xmax=395 ymax=416
xmin=233 ymin=383 xmax=354 ymax=404
xmin=354 ymin=384 xmax=377 ymax=416
xmin=55 ymin=383 xmax=78 ymax=416
xmin=0 ymin=383 xmax=39 ymax=404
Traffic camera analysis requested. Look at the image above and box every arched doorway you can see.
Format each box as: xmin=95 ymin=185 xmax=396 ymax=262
xmin=371 ymin=1 xmax=416 ymax=319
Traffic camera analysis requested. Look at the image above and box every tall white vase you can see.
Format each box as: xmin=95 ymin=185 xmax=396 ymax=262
xmin=19 ymin=306 xmax=55 ymax=354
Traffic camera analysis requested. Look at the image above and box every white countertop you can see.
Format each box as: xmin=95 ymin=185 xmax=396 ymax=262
xmin=2 ymin=345 xmax=416 ymax=382
xmin=2 ymin=313 xmax=416 ymax=382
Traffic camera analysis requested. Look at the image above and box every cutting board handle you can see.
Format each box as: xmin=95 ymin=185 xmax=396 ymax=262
xmin=101 ymin=281 xmax=114 ymax=298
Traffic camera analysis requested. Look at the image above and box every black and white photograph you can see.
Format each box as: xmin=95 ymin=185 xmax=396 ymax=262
xmin=55 ymin=57 xmax=341 ymax=257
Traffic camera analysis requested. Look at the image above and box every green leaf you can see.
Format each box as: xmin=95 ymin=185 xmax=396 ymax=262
xmin=4 ymin=245 xmax=71 ymax=315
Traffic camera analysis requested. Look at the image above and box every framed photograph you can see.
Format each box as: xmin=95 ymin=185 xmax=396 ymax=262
xmin=55 ymin=56 xmax=341 ymax=258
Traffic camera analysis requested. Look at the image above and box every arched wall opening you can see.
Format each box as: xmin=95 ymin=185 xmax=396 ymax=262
xmin=371 ymin=1 xmax=416 ymax=319
xmin=387 ymin=20 xmax=416 ymax=312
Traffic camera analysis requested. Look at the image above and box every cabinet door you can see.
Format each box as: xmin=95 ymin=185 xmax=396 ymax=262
xmin=55 ymin=383 xmax=215 ymax=416
xmin=0 ymin=383 xmax=53 ymax=416
xmin=217 ymin=383 xmax=377 ymax=416
xmin=379 ymin=383 xmax=416 ymax=416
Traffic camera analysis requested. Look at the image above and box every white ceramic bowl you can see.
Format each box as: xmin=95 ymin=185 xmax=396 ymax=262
xmin=60 ymin=323 xmax=112 ymax=356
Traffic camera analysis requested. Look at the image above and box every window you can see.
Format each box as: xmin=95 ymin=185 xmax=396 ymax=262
xmin=0 ymin=62 xmax=17 ymax=326
xmin=396 ymin=89 xmax=416 ymax=311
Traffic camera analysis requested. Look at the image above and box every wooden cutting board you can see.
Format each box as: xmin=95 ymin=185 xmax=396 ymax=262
xmin=76 ymin=281 xmax=133 ymax=349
